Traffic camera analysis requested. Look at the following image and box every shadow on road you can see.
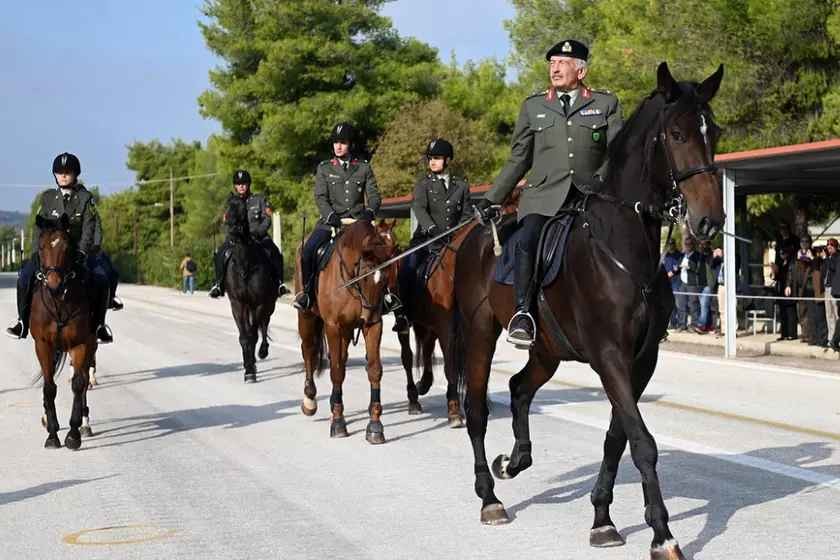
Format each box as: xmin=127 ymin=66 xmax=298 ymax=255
xmin=82 ymin=400 xmax=300 ymax=450
xmin=505 ymin=441 xmax=839 ymax=558
xmin=0 ymin=474 xmax=118 ymax=506
xmin=93 ymin=360 xmax=299 ymax=389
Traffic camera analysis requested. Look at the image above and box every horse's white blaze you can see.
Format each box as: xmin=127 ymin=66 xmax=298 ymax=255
xmin=374 ymin=270 xmax=381 ymax=284
xmin=50 ymin=238 xmax=61 ymax=248
xmin=700 ymin=114 xmax=708 ymax=145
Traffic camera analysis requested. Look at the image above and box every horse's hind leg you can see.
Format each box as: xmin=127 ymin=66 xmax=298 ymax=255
xmin=299 ymin=313 xmax=323 ymax=416
xmin=64 ymin=345 xmax=91 ymax=450
xmin=89 ymin=352 xmax=98 ymax=388
xmin=80 ymin=349 xmax=96 ymax=437
xmin=492 ymin=349 xmax=558 ymax=480
xmin=258 ymin=316 xmax=270 ymax=360
xmin=35 ymin=340 xmax=61 ymax=449
xmin=593 ymin=351 xmax=684 ymax=560
xmin=398 ymin=329 xmax=421 ymax=415
xmin=363 ymin=320 xmax=385 ymax=445
xmin=439 ymin=330 xmax=463 ymax=428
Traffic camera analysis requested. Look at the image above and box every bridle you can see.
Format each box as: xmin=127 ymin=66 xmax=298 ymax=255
xmin=35 ymin=234 xmax=82 ymax=335
xmin=337 ymin=237 xmax=394 ymax=315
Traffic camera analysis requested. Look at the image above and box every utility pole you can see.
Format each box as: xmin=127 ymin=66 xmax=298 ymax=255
xmin=20 ymin=227 xmax=24 ymax=259
xmin=169 ymin=167 xmax=175 ymax=249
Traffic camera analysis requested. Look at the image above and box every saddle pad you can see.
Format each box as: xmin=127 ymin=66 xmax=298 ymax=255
xmin=316 ymin=238 xmax=336 ymax=272
xmin=494 ymin=212 xmax=576 ymax=286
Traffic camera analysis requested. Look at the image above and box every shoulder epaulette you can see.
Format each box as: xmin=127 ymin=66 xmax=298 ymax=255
xmin=318 ymin=160 xmax=331 ymax=166
xmin=591 ymin=88 xmax=614 ymax=95
xmin=528 ymin=90 xmax=547 ymax=99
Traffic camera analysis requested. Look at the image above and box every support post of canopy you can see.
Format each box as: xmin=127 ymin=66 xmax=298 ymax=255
xmin=272 ymin=212 xmax=282 ymax=254
xmin=724 ymin=168 xmax=737 ymax=358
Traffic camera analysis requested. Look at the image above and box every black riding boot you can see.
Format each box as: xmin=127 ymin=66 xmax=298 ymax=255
xmin=507 ymin=244 xmax=537 ymax=349
xmin=5 ymin=278 xmax=33 ymax=339
xmin=209 ymin=248 xmax=227 ymax=298
xmin=93 ymin=281 xmax=113 ymax=344
xmin=266 ymin=243 xmax=289 ymax=296
xmin=293 ymin=275 xmax=316 ymax=310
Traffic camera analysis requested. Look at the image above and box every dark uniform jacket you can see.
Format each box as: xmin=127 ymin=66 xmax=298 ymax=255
xmin=314 ymin=157 xmax=381 ymax=230
xmin=485 ymin=86 xmax=622 ymax=219
xmin=412 ymin=174 xmax=470 ymax=238
xmin=224 ymin=193 xmax=272 ymax=239
xmin=35 ymin=184 xmax=99 ymax=255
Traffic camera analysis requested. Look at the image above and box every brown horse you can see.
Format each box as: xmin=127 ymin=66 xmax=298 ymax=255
xmin=450 ymin=63 xmax=724 ymax=560
xmin=295 ymin=219 xmax=397 ymax=444
xmin=30 ymin=215 xmax=97 ymax=450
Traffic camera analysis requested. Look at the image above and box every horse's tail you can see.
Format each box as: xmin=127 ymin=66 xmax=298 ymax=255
xmin=29 ymin=351 xmax=68 ymax=386
xmin=447 ymin=304 xmax=467 ymax=400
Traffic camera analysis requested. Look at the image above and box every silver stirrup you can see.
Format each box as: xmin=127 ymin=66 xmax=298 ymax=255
xmin=506 ymin=311 xmax=536 ymax=349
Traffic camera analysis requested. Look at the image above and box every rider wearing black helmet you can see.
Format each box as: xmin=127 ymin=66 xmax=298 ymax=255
xmin=393 ymin=138 xmax=470 ymax=333
xmin=209 ymin=169 xmax=289 ymax=298
xmin=293 ymin=122 xmax=382 ymax=310
xmin=6 ymin=153 xmax=115 ymax=343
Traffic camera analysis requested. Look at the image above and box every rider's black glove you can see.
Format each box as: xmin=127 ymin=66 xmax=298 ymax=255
xmin=473 ymin=199 xmax=500 ymax=224
xmin=426 ymin=225 xmax=440 ymax=237
xmin=356 ymin=208 xmax=375 ymax=222
xmin=75 ymin=250 xmax=87 ymax=266
xmin=326 ymin=213 xmax=342 ymax=228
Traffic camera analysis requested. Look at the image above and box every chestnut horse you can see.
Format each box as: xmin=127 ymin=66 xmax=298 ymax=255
xmin=295 ymin=220 xmax=397 ymax=444
xmin=31 ymin=215 xmax=97 ymax=450
xmin=450 ymin=63 xmax=724 ymax=560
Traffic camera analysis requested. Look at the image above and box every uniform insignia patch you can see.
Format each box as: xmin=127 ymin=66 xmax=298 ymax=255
xmin=536 ymin=113 xmax=546 ymax=118
xmin=592 ymin=131 xmax=602 ymax=142
xmin=580 ymin=108 xmax=603 ymax=116
xmin=561 ymin=41 xmax=572 ymax=53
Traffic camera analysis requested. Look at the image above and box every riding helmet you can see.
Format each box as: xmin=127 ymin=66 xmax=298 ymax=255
xmin=52 ymin=152 xmax=81 ymax=175
xmin=545 ymin=39 xmax=589 ymax=61
xmin=426 ymin=138 xmax=454 ymax=159
xmin=233 ymin=169 xmax=251 ymax=185
xmin=330 ymin=122 xmax=356 ymax=144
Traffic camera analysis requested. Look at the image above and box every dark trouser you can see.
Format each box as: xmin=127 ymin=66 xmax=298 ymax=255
xmin=300 ymin=228 xmax=333 ymax=295
xmin=779 ymin=302 xmax=798 ymax=338
xmin=809 ymin=300 xmax=827 ymax=345
xmin=88 ymin=252 xmax=119 ymax=301
xmin=681 ymin=285 xmax=702 ymax=328
xmin=669 ymin=280 xmax=684 ymax=328
xmin=514 ymin=214 xmax=550 ymax=311
xmin=397 ymin=236 xmax=430 ymax=321
xmin=257 ymin=237 xmax=284 ymax=284
xmin=15 ymin=257 xmax=37 ymax=325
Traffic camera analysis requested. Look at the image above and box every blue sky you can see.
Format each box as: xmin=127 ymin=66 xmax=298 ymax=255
xmin=0 ymin=1 xmax=514 ymax=212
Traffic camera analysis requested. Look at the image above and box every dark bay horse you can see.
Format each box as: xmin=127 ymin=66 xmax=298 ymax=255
xmin=31 ymin=215 xmax=97 ymax=450
xmin=451 ymin=63 xmax=724 ymax=560
xmin=295 ymin=220 xmax=397 ymax=444
xmin=224 ymin=196 xmax=278 ymax=383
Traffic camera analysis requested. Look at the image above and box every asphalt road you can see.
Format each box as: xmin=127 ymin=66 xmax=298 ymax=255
xmin=1 ymin=273 xmax=838 ymax=559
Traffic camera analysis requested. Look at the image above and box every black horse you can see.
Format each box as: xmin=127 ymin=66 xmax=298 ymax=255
xmin=224 ymin=196 xmax=279 ymax=383
xmin=450 ymin=63 xmax=724 ymax=560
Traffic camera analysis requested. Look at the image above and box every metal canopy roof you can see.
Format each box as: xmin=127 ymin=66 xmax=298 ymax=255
xmin=716 ymin=139 xmax=840 ymax=195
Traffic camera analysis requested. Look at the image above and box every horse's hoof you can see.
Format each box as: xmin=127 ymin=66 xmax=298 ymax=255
xmin=330 ymin=418 xmax=348 ymax=438
xmin=590 ymin=525 xmax=625 ymax=548
xmin=480 ymin=503 xmax=510 ymax=525
xmin=44 ymin=435 xmax=61 ymax=449
xmin=64 ymin=431 xmax=82 ymax=451
xmin=301 ymin=397 xmax=317 ymax=416
xmin=258 ymin=344 xmax=269 ymax=360
xmin=365 ymin=421 xmax=386 ymax=445
xmin=244 ymin=373 xmax=257 ymax=384
xmin=650 ymin=540 xmax=686 ymax=560
xmin=448 ymin=415 xmax=464 ymax=429
xmin=492 ymin=454 xmax=514 ymax=480
xmin=416 ymin=375 xmax=433 ymax=396
xmin=79 ymin=425 xmax=94 ymax=438
xmin=407 ymin=401 xmax=422 ymax=415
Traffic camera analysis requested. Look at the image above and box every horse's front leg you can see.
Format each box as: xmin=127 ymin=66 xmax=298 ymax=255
xmin=438 ymin=330 xmax=464 ymax=428
xmin=363 ymin=320 xmax=385 ymax=445
xmin=64 ymin=343 xmax=91 ymax=450
xmin=493 ymin=349 xmax=557 ymax=480
xmin=231 ymin=300 xmax=256 ymax=383
xmin=325 ymin=322 xmax=349 ymax=438
xmin=397 ymin=328 xmax=421 ymax=414
xmin=35 ymin=339 xmax=61 ymax=449
xmin=415 ymin=326 xmax=435 ymax=396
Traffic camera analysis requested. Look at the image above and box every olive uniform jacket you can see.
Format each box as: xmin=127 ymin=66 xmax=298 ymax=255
xmin=224 ymin=193 xmax=272 ymax=240
xmin=314 ymin=158 xmax=381 ymax=231
xmin=411 ymin=174 xmax=470 ymax=239
xmin=35 ymin=184 xmax=99 ymax=255
xmin=485 ymin=86 xmax=622 ymax=219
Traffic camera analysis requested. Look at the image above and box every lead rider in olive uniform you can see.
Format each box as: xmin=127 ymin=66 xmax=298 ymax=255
xmin=6 ymin=153 xmax=115 ymax=343
xmin=209 ymin=170 xmax=288 ymax=298
xmin=474 ymin=39 xmax=623 ymax=348
xmin=294 ymin=122 xmax=382 ymax=310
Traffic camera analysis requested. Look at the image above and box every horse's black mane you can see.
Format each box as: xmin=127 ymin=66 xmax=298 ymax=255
xmin=226 ymin=196 xmax=250 ymax=239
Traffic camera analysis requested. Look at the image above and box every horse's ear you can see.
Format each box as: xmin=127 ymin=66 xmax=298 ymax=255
xmin=656 ymin=62 xmax=680 ymax=102
xmin=390 ymin=219 xmax=398 ymax=229
xmin=697 ymin=64 xmax=724 ymax=104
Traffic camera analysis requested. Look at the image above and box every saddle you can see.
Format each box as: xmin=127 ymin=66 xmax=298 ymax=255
xmin=316 ymin=236 xmax=337 ymax=272
xmin=494 ymin=210 xmax=578 ymax=287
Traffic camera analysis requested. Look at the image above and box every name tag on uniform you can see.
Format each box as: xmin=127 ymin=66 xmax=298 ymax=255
xmin=328 ymin=174 xmax=340 ymax=178
xmin=579 ymin=108 xmax=603 ymax=116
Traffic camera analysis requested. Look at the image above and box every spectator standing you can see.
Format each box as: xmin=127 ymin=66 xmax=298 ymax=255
xmin=678 ymin=237 xmax=706 ymax=330
xmin=662 ymin=239 xmax=684 ymax=329
xmin=776 ymin=246 xmax=798 ymax=340
xmin=823 ymin=239 xmax=839 ymax=344
xmin=791 ymin=237 xmax=816 ymax=343
xmin=810 ymin=245 xmax=828 ymax=346
xmin=696 ymin=241 xmax=716 ymax=333
xmin=180 ymin=253 xmax=197 ymax=295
